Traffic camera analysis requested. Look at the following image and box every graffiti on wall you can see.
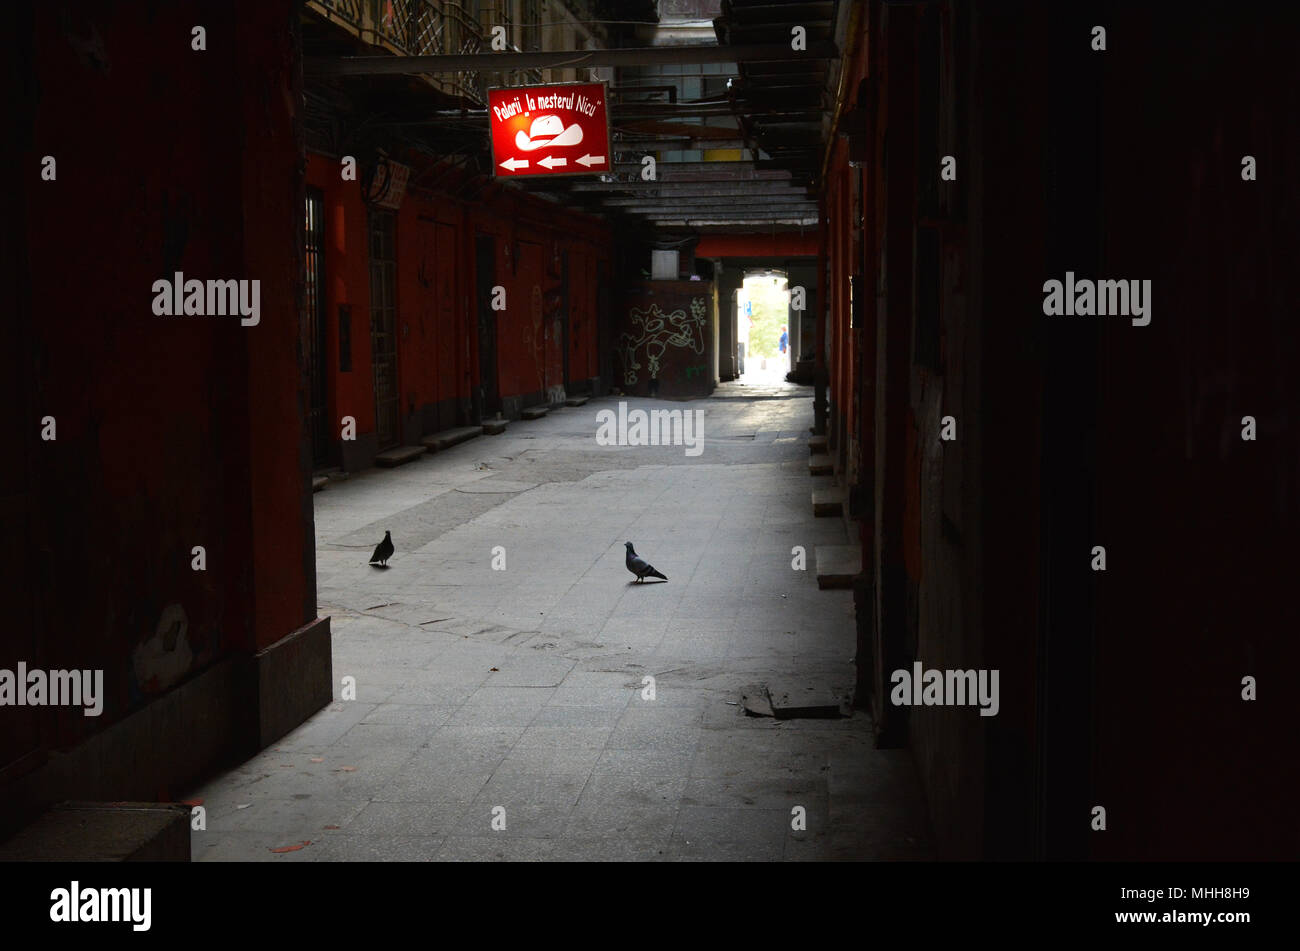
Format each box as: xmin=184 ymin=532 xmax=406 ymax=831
xmin=618 ymin=297 xmax=706 ymax=385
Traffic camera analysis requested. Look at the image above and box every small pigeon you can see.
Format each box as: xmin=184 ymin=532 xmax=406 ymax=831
xmin=624 ymin=542 xmax=667 ymax=583
xmin=369 ymin=530 xmax=394 ymax=567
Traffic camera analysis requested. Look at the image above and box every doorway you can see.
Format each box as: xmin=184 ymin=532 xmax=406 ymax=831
xmin=368 ymin=210 xmax=399 ymax=450
xmin=559 ymin=248 xmax=571 ymax=389
xmin=738 ymin=269 xmax=791 ymax=384
xmin=475 ymin=235 xmax=500 ymax=420
xmin=304 ymin=188 xmax=330 ymax=468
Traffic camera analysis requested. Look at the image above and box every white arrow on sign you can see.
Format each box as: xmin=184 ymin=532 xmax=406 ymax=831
xmin=575 ymin=154 xmax=606 ymax=167
xmin=500 ymin=157 xmax=529 ymax=171
xmin=537 ymin=155 xmax=567 ymax=170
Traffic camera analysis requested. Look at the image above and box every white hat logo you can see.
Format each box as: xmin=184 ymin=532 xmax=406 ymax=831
xmin=515 ymin=114 xmax=584 ymax=151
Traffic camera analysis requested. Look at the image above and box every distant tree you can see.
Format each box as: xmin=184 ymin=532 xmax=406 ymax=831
xmin=746 ymin=280 xmax=788 ymax=358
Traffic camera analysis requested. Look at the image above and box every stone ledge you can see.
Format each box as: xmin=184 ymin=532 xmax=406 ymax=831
xmin=812 ymin=486 xmax=845 ymax=517
xmin=815 ymin=545 xmax=861 ymax=589
xmin=809 ymin=453 xmax=833 ymax=476
xmin=0 ymin=801 xmax=191 ymax=862
xmin=374 ymin=445 xmax=425 ymax=468
xmin=421 ymin=426 xmax=482 ymax=453
xmin=254 ymin=616 xmax=333 ymax=749
xmin=521 ymin=406 xmax=549 ymax=420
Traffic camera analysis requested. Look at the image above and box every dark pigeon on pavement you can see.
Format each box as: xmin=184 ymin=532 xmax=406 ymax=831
xmin=625 ymin=541 xmax=667 ymax=583
xmin=369 ymin=530 xmax=394 ymax=567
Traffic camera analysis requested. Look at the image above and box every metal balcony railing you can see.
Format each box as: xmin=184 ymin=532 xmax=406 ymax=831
xmin=375 ymin=0 xmax=487 ymax=103
xmin=308 ymin=0 xmax=487 ymax=104
xmin=308 ymin=0 xmax=569 ymax=104
xmin=311 ymin=0 xmax=365 ymax=31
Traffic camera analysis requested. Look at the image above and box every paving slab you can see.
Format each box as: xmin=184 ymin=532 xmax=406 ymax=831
xmin=189 ymin=383 xmax=933 ymax=862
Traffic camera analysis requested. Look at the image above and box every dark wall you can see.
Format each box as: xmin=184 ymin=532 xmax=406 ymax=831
xmin=1087 ymin=5 xmax=1300 ymax=860
xmin=829 ymin=0 xmax=1299 ymax=859
xmin=6 ymin=0 xmax=318 ymax=816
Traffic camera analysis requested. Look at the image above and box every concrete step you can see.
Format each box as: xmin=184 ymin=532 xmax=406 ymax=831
xmin=809 ymin=434 xmax=828 ymax=454
xmin=0 ymin=802 xmax=191 ymax=861
xmin=815 ymin=544 xmax=861 ymax=589
xmin=812 ymin=486 xmax=844 ymax=517
xmin=521 ymin=406 xmax=549 ymax=420
xmin=421 ymin=426 xmax=482 ymax=453
xmin=809 ymin=453 xmax=833 ymax=476
xmin=311 ymin=476 xmax=328 ymax=493
xmin=482 ymin=419 xmax=508 ymax=435
xmin=374 ymin=445 xmax=425 ymax=468
xmin=564 ymin=395 xmax=589 ymax=407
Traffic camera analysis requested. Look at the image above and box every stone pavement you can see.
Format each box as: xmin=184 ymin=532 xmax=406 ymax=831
xmin=188 ymin=383 xmax=933 ymax=861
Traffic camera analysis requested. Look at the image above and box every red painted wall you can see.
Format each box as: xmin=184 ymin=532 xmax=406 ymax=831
xmin=695 ymin=233 xmax=819 ymax=258
xmin=470 ymin=191 xmax=610 ymax=408
xmin=308 ymin=160 xmax=612 ymax=455
xmin=14 ymin=0 xmax=309 ymax=754
xmin=307 ymin=155 xmax=374 ymax=443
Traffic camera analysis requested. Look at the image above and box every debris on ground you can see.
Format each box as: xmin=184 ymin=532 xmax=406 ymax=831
xmin=740 ymin=684 xmax=775 ymax=717
xmin=740 ymin=683 xmax=852 ymax=718
xmin=768 ymin=684 xmax=852 ymax=719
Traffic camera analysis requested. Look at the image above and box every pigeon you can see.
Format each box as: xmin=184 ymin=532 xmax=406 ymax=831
xmin=624 ymin=541 xmax=667 ymax=583
xmin=369 ymin=530 xmax=394 ymax=567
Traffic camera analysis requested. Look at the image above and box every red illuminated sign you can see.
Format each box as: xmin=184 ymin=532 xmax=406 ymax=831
xmin=488 ymin=82 xmax=612 ymax=178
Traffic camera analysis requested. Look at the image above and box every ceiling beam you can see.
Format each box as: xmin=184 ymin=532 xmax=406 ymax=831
xmin=633 ymin=211 xmax=819 ymax=221
xmin=603 ymin=173 xmax=793 ymax=185
xmin=577 ymin=187 xmax=800 ymax=200
xmin=611 ymin=137 xmax=750 ymax=149
xmin=642 ymin=208 xmax=819 ymax=219
xmin=649 ymin=218 xmax=820 ymax=227
xmin=608 ymin=162 xmax=778 ymax=174
xmin=593 ymin=184 xmax=808 ymax=199
xmin=614 ymin=105 xmax=821 ymax=120
xmin=662 ymin=224 xmax=817 ymax=233
xmin=620 ymin=208 xmax=820 ymax=219
xmin=603 ymin=193 xmax=811 ymax=207
xmin=612 ymin=175 xmax=795 ymax=185
xmin=306 ymin=42 xmax=839 ymax=77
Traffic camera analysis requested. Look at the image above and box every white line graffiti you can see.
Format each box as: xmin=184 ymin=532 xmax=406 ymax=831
xmin=617 ymin=298 xmax=706 ymax=385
